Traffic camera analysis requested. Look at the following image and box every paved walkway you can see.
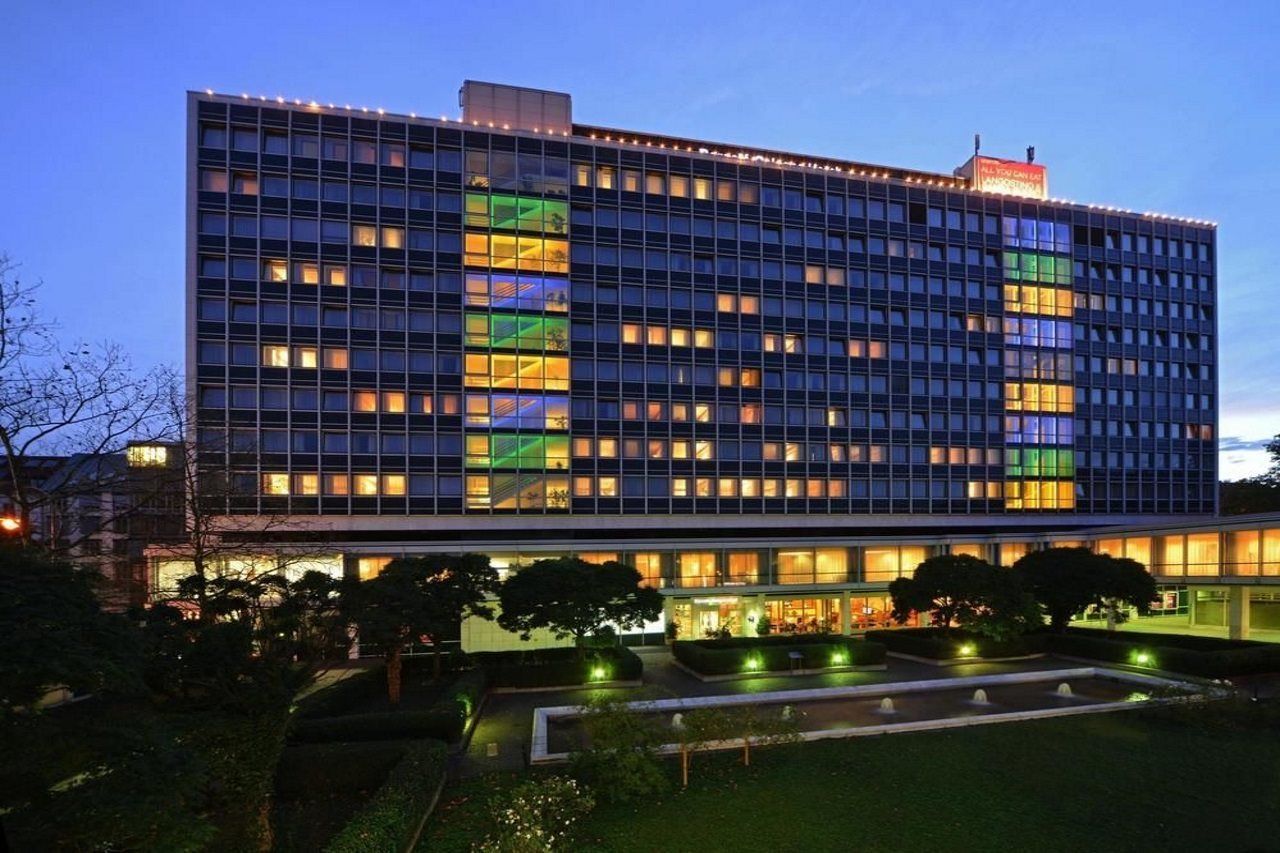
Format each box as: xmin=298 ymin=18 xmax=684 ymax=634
xmin=456 ymin=647 xmax=1083 ymax=777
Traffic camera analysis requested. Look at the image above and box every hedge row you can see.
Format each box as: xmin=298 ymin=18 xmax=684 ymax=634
xmin=472 ymin=645 xmax=643 ymax=688
xmin=672 ymin=636 xmax=886 ymax=675
xmin=864 ymin=628 xmax=1044 ymax=660
xmin=325 ymin=739 xmax=449 ymax=853
xmin=292 ymin=670 xmax=486 ymax=744
xmin=1045 ymin=628 xmax=1280 ymax=678
xmin=275 ymin=741 xmax=410 ymax=800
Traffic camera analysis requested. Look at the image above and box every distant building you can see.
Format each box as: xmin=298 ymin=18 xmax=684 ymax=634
xmin=1 ymin=442 xmax=184 ymax=608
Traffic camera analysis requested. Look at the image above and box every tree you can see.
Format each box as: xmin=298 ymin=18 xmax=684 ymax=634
xmin=344 ymin=555 xmax=497 ymax=703
xmin=0 ymin=256 xmax=171 ymax=554
xmin=0 ymin=546 xmax=141 ymax=715
xmin=497 ymin=557 xmax=663 ymax=657
xmin=888 ymin=554 xmax=999 ymax=629
xmin=1014 ymin=547 xmax=1158 ymax=632
xmin=568 ymin=696 xmax=668 ymax=803
xmin=1219 ymin=432 xmax=1280 ymax=514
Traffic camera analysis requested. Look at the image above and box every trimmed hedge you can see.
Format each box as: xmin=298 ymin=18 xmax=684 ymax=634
xmin=292 ymin=670 xmax=486 ymax=744
xmin=672 ymin=636 xmax=886 ymax=676
xmin=325 ymin=739 xmax=448 ymax=853
xmin=1044 ymin=628 xmax=1280 ymax=678
xmin=472 ymin=645 xmax=643 ymax=688
xmin=275 ymin=741 xmax=410 ymax=799
xmin=865 ymin=628 xmax=1045 ymax=660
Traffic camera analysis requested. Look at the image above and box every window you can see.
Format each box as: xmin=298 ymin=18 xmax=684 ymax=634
xmin=352 ymin=225 xmax=377 ymax=246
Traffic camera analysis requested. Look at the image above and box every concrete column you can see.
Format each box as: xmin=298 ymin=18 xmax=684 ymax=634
xmin=840 ymin=590 xmax=852 ymax=636
xmin=1228 ymin=586 xmax=1251 ymax=641
xmin=1186 ymin=587 xmax=1197 ymax=625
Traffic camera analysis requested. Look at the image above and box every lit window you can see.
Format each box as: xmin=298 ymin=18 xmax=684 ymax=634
xmin=293 ymin=473 xmax=319 ymax=495
xmin=670 ymin=327 xmax=690 ymax=347
xmin=716 ymin=293 xmax=737 ymax=312
xmin=382 ymin=474 xmax=406 ymax=496
xmin=294 ymin=262 xmax=320 ymax=284
xmin=262 ymin=473 xmax=290 ymax=495
xmin=262 ymin=345 xmax=290 ymax=367
xmin=672 ymin=477 xmax=690 ymax=497
xmin=264 ymin=259 xmax=288 ymax=282
xmin=598 ymin=438 xmax=618 ymax=458
xmin=353 ymin=474 xmax=379 ymax=496
xmin=740 ymin=295 xmax=760 ymax=314
xmin=323 ymin=348 xmax=348 ymax=369
xmin=647 ymin=325 xmax=667 ymax=346
xmin=693 ymin=178 xmax=712 ymax=200
xmin=324 ymin=474 xmax=349 ymax=495
xmin=622 ymin=170 xmax=641 ymax=192
xmin=694 ymin=329 xmax=714 ymax=348
xmin=645 ymin=173 xmax=665 ymax=194
xmin=126 ymin=445 xmax=168 ymax=467
xmin=381 ymin=227 xmax=404 ymax=249
xmin=293 ymin=347 xmax=317 ymax=368
xmin=352 ymin=391 xmax=377 ymax=412
xmin=598 ymin=476 xmax=618 ymax=497
xmin=352 ymin=225 xmax=377 ymax=246
xmin=382 ymin=392 xmax=406 ymax=413
xmin=595 ymin=166 xmax=615 ymax=189
xmin=669 ymin=175 xmax=688 ymax=197
xmin=573 ymin=476 xmax=593 ymax=496
xmin=621 ymin=323 xmax=642 ymax=344
xmin=324 ymin=265 xmax=347 ymax=286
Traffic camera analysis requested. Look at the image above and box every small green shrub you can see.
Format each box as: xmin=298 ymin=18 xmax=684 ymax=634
xmin=569 ymin=697 xmax=669 ymax=803
xmin=865 ymin=628 xmax=1043 ymax=660
xmin=671 ymin=637 xmax=885 ymax=675
xmin=474 ymin=646 xmax=642 ymax=688
xmin=479 ymin=776 xmax=594 ymax=852
xmin=292 ymin=670 xmax=486 ymax=744
xmin=325 ymin=739 xmax=448 ymax=853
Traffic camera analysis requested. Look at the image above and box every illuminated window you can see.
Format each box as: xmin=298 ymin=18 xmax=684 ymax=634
xmin=353 ymin=474 xmax=378 ymax=496
xmin=670 ymin=327 xmax=690 ymax=347
xmin=126 ymin=445 xmax=168 ymax=467
xmin=598 ymin=438 xmax=617 ymax=458
xmin=466 ymin=313 xmax=569 ymax=351
xmin=645 ymin=173 xmax=665 ymax=194
xmin=693 ymin=178 xmax=712 ymax=200
xmin=621 ymin=170 xmax=640 ymax=192
xmin=717 ymin=293 xmax=736 ymax=312
xmin=621 ymin=323 xmax=642 ymax=344
xmin=464 ymin=354 xmax=570 ymax=391
xmin=262 ymin=473 xmax=290 ymax=495
xmin=647 ymin=325 xmax=667 ymax=346
xmin=1005 ymin=382 xmax=1074 ymax=413
xmin=598 ymin=476 xmax=618 ymax=497
xmin=1004 ymin=480 xmax=1076 ymax=510
xmin=261 ymin=345 xmax=290 ymax=367
xmin=573 ymin=476 xmax=593 ymax=497
xmin=464 ymin=233 xmax=569 ymax=274
xmin=382 ymin=474 xmax=406 ymax=496
xmin=294 ymin=262 xmax=320 ymax=284
xmin=358 ymin=557 xmax=392 ymax=580
xmin=678 ymin=552 xmax=717 ymax=587
xmin=291 ymin=347 xmax=317 ymax=368
xmin=324 ymin=265 xmax=347 ymax=286
xmin=381 ymin=392 xmax=406 ymax=413
xmin=352 ymin=225 xmax=377 ymax=246
xmin=324 ymin=474 xmax=349 ymax=496
xmin=1004 ymin=284 xmax=1074 ymax=317
xmin=465 ymin=273 xmax=569 ymax=312
xmin=323 ymin=348 xmax=348 ymax=369
xmin=725 ymin=552 xmax=758 ymax=584
xmin=669 ymin=175 xmax=688 ymax=198
xmin=466 ymin=475 xmax=490 ymax=508
xmin=464 ymin=193 xmax=569 ymax=234
xmin=352 ymin=391 xmax=377 ymax=412
xmin=380 ymin=227 xmax=404 ymax=249
xmin=694 ymin=329 xmax=714 ymax=348
xmin=740 ymin=295 xmax=760 ymax=314
xmin=293 ymin=473 xmax=319 ymax=496
xmin=263 ymin=259 xmax=288 ymax=282
xmin=595 ymin=166 xmax=615 ymax=189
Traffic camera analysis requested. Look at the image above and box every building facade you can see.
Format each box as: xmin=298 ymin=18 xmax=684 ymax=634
xmin=185 ymin=82 xmax=1234 ymax=646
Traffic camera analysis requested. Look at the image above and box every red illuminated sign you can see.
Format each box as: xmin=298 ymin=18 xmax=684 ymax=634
xmin=968 ymin=156 xmax=1048 ymax=199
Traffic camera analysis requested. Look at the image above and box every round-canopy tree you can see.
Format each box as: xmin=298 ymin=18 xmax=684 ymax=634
xmin=497 ymin=557 xmax=663 ymax=656
xmin=888 ymin=554 xmax=1000 ymax=629
xmin=1013 ymin=546 xmax=1157 ymax=632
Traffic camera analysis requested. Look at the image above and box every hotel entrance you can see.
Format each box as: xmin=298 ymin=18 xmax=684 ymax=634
xmin=672 ymin=597 xmax=745 ymax=639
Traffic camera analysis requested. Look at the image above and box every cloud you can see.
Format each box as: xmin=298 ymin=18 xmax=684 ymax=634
xmin=1218 ymin=435 xmax=1273 ymax=452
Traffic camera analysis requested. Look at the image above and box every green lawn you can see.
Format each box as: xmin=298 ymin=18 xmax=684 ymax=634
xmin=423 ymin=700 xmax=1280 ymax=852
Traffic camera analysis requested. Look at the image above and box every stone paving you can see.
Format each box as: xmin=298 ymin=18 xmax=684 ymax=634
xmin=455 ymin=646 xmax=1086 ymax=777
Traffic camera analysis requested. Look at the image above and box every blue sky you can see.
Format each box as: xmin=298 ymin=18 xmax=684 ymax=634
xmin=3 ymin=0 xmax=1277 ymax=476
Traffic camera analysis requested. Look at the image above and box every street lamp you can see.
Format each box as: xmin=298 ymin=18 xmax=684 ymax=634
xmin=0 ymin=516 xmax=21 ymax=534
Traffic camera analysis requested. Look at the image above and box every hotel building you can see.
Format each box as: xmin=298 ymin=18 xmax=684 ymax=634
xmin=183 ymin=81 xmax=1277 ymax=646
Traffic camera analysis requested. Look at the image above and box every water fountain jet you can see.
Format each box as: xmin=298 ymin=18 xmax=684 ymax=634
xmin=1056 ymin=683 xmax=1073 ymax=697
xmin=878 ymin=697 xmax=896 ymax=714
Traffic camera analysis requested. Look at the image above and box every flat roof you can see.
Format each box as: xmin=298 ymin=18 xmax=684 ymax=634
xmin=189 ymin=89 xmax=1217 ymax=228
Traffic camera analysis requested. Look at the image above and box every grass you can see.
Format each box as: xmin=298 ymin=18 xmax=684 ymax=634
xmin=422 ymin=699 xmax=1280 ymax=852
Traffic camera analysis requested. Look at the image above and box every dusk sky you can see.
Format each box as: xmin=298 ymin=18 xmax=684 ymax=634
xmin=3 ymin=1 xmax=1277 ymax=477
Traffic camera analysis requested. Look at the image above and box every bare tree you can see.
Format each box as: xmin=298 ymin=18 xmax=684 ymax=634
xmin=0 ymin=255 xmax=171 ymax=554
xmin=144 ymin=379 xmax=337 ymax=622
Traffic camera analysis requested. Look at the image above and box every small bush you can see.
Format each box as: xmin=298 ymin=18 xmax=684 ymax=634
xmin=474 ymin=646 xmax=642 ymax=688
xmin=865 ymin=628 xmax=1043 ymax=660
xmin=569 ymin=697 xmax=669 ymax=803
xmin=671 ymin=637 xmax=885 ymax=676
xmin=325 ymin=739 xmax=448 ymax=853
xmin=479 ymin=776 xmax=594 ymax=852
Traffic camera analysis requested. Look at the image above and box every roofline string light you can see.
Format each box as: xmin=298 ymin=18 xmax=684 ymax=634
xmin=198 ymin=89 xmax=1214 ymax=226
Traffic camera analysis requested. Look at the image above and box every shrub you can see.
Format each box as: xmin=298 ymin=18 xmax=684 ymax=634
xmin=474 ymin=646 xmax=642 ymax=688
xmin=569 ymin=697 xmax=669 ymax=803
xmin=1044 ymin=628 xmax=1280 ymax=677
xmin=292 ymin=670 xmax=487 ymax=744
xmin=479 ymin=776 xmax=594 ymax=852
xmin=865 ymin=628 xmax=1044 ymax=660
xmin=294 ymin=668 xmax=385 ymax=720
xmin=325 ymin=739 xmax=448 ymax=853
xmin=671 ymin=636 xmax=885 ymax=676
xmin=274 ymin=742 xmax=410 ymax=800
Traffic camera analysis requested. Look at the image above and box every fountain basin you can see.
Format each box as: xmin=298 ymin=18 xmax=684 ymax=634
xmin=530 ymin=667 xmax=1213 ymax=764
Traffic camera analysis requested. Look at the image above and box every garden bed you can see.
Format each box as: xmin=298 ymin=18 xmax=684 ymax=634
xmin=865 ymin=628 xmax=1046 ymax=664
xmin=472 ymin=646 xmax=643 ymax=690
xmin=1045 ymin=627 xmax=1280 ymax=677
xmin=672 ymin=635 xmax=886 ymax=677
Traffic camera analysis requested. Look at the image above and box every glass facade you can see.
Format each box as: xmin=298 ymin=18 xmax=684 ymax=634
xmin=189 ymin=91 xmax=1217 ymax=523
